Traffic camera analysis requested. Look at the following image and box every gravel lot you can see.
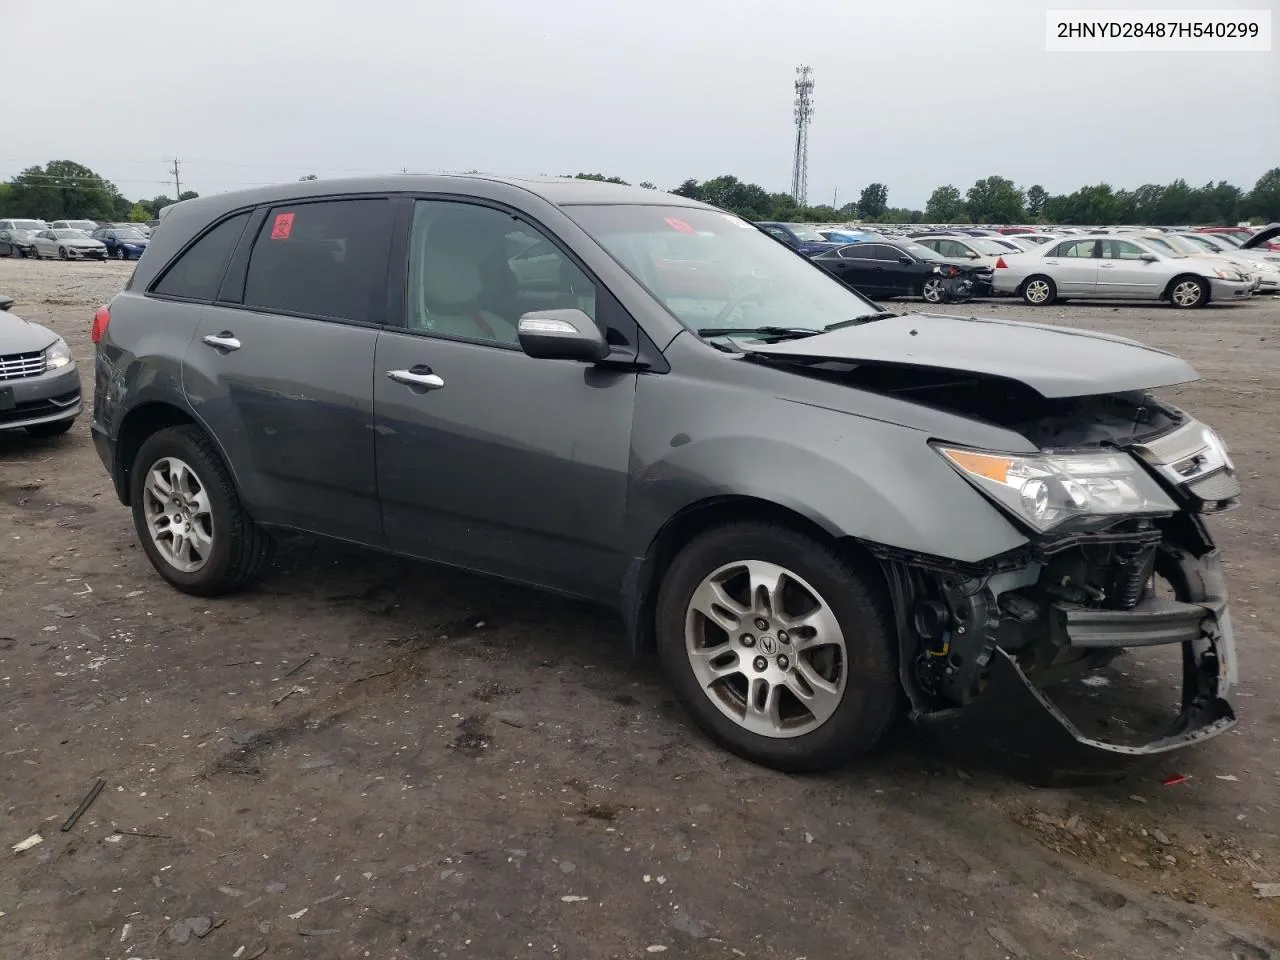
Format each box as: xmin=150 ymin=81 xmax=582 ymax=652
xmin=1 ymin=257 xmax=1278 ymax=959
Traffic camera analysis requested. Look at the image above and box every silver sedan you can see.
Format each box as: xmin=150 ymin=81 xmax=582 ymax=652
xmin=991 ymin=235 xmax=1253 ymax=308
xmin=29 ymin=229 xmax=107 ymax=261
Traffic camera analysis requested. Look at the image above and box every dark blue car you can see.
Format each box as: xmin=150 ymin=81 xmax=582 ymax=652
xmin=91 ymin=226 xmax=150 ymax=260
xmin=754 ymin=221 xmax=840 ymax=256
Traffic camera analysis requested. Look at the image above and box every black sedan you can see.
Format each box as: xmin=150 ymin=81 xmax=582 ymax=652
xmin=812 ymin=240 xmax=994 ymax=304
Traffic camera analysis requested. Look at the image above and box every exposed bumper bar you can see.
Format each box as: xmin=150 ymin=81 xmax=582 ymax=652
xmin=1052 ymin=594 xmax=1222 ymax=649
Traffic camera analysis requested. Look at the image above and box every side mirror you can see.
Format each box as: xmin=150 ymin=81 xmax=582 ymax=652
xmin=517 ymin=309 xmax=609 ymax=363
xmin=967 ymin=251 xmax=981 ymax=259
xmin=898 ymin=256 xmax=912 ymax=265
xmin=1140 ymin=252 xmax=1158 ymax=262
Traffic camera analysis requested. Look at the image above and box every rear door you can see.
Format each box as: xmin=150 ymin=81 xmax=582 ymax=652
xmin=178 ymin=196 xmax=395 ymax=545
xmin=1040 ymin=239 xmax=1099 ymax=295
xmin=372 ymin=196 xmax=638 ymax=600
xmin=827 ymin=245 xmax=885 ymax=294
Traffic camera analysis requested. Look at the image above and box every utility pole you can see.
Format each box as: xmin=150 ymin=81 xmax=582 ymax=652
xmin=169 ymin=158 xmax=182 ymax=200
xmin=833 ymin=187 xmax=838 ymax=210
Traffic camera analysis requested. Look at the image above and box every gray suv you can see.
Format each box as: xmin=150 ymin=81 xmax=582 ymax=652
xmin=91 ymin=176 xmax=1241 ymax=777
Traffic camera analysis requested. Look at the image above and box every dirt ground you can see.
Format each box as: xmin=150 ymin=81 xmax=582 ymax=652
xmin=1 ymin=258 xmax=1277 ymax=960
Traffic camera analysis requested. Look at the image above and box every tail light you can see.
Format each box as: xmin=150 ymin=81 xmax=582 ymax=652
xmin=995 ymin=256 xmax=1008 ymax=269
xmin=91 ymin=304 xmax=110 ymax=344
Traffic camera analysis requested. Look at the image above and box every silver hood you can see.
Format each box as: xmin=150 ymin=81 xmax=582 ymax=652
xmin=0 ymin=310 xmax=59 ymax=354
xmin=741 ymin=313 xmax=1200 ymax=399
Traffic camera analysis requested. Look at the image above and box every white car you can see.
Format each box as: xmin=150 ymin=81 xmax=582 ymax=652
xmin=912 ymin=234 xmax=1021 ymax=268
xmin=1178 ymin=230 xmax=1280 ymax=272
xmin=50 ymin=219 xmax=100 ymax=233
xmin=1145 ymin=234 xmax=1279 ymax=293
xmin=29 ymin=228 xmax=108 ymax=260
xmin=991 ymin=234 xmax=1253 ymax=308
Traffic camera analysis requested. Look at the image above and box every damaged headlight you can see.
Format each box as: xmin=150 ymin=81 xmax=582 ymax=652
xmin=933 ymin=445 xmax=1178 ymax=532
xmin=1130 ymin=420 xmax=1239 ymax=512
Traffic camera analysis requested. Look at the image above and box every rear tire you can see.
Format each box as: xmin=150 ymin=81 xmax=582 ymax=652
xmin=130 ymin=425 xmax=274 ymax=596
xmin=1021 ymin=275 xmax=1056 ymax=305
xmin=655 ymin=521 xmax=898 ymax=773
xmin=25 ymin=418 xmax=75 ymax=438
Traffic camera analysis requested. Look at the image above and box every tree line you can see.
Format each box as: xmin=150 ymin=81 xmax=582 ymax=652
xmin=4 ymin=160 xmax=1278 ymax=227
xmin=0 ymin=161 xmax=198 ymax=223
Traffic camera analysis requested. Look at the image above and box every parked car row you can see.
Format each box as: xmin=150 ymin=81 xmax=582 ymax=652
xmin=0 ymin=294 xmax=82 ymax=437
xmin=0 ymin=218 xmax=152 ymax=259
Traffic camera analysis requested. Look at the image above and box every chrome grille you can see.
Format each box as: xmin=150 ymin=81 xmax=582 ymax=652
xmin=0 ymin=351 xmax=46 ymax=381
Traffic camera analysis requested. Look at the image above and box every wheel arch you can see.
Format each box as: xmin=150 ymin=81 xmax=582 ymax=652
xmin=1162 ymin=272 xmax=1210 ymax=305
xmin=113 ymin=401 xmax=237 ymax=507
xmin=621 ymin=495 xmax=886 ymax=657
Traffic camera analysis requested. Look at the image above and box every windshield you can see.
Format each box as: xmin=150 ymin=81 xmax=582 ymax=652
xmin=51 ymin=229 xmax=88 ymax=239
xmin=13 ymin=220 xmax=44 ymax=231
xmin=568 ymin=205 xmax=883 ymax=333
xmin=1211 ymin=232 xmax=1244 ymax=246
xmin=1181 ymin=233 xmax=1224 ymax=252
xmin=969 ymin=238 xmax=1015 ymax=255
xmin=899 ymin=242 xmax=945 ymax=261
xmin=784 ymin=224 xmax=828 ymax=242
xmin=1159 ymin=234 xmax=1209 ymax=256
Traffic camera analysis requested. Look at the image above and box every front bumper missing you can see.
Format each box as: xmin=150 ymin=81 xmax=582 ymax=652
xmin=908 ymin=548 xmax=1238 ymax=785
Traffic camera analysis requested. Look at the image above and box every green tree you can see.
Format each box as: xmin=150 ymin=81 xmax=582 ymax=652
xmin=924 ymin=185 xmax=967 ymax=222
xmin=7 ymin=160 xmax=123 ymax=220
xmin=568 ymin=173 xmax=629 ymax=185
xmin=965 ymin=176 xmax=1024 ymax=223
xmin=857 ymin=182 xmax=888 ymax=219
xmin=1248 ymin=167 xmax=1280 ymax=221
xmin=639 ymin=181 xmax=657 ymax=190
xmin=1025 ymin=185 xmax=1048 ymax=218
xmin=299 ymin=174 xmax=319 ymax=181
xmin=1152 ymin=178 xmax=1194 ymax=224
xmin=128 ymin=202 xmax=150 ymax=222
xmin=178 ymin=190 xmax=199 ymax=201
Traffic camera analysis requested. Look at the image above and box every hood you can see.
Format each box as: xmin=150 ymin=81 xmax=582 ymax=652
xmin=0 ymin=310 xmax=58 ymax=353
xmin=66 ymin=238 xmax=104 ymax=247
xmin=1241 ymin=223 xmax=1280 ymax=250
xmin=740 ymin=312 xmax=1199 ymax=399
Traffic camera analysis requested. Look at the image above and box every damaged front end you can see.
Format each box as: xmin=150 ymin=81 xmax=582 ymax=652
xmin=876 ymin=412 xmax=1241 ymax=785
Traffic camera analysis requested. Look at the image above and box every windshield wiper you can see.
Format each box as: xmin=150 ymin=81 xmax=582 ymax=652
xmin=696 ymin=326 xmax=822 ymax=340
xmin=821 ymin=311 xmax=900 ymax=332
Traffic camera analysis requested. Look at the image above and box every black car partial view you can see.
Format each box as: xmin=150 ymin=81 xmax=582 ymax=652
xmin=813 ymin=240 xmax=994 ymax=303
xmin=89 ymin=175 xmax=1241 ymax=783
xmin=91 ymin=226 xmax=150 ymax=260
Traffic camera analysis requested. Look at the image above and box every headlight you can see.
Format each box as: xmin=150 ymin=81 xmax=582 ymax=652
xmin=1130 ymin=421 xmax=1238 ymax=513
xmin=44 ymin=337 xmax=72 ymax=370
xmin=933 ymin=444 xmax=1178 ymax=533
xmin=1212 ymin=267 xmax=1240 ymax=280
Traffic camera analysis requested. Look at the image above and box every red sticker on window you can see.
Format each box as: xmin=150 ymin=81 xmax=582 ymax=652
xmin=664 ymin=217 xmax=696 ymax=234
xmin=270 ymin=212 xmax=295 ymax=240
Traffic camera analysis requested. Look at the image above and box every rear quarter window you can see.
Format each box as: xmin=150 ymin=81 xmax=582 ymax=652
xmin=151 ymin=212 xmax=252 ymax=301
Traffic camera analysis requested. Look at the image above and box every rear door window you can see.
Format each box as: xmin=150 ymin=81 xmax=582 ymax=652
xmin=152 ymin=212 xmax=251 ymax=301
xmin=242 ymin=199 xmax=394 ymax=325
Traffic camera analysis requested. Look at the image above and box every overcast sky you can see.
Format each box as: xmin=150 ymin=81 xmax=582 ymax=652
xmin=3 ymin=0 xmax=1276 ymax=208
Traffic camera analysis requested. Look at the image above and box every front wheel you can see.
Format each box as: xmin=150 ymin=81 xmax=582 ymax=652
xmin=656 ymin=522 xmax=898 ymax=772
xmin=1169 ymin=275 xmax=1209 ymax=309
xmin=921 ymin=277 xmax=946 ymax=304
xmin=1021 ymin=275 xmax=1056 ymax=305
xmin=58 ymin=246 xmax=68 ymax=260
xmin=114 ymin=246 xmax=127 ymax=260
xmin=130 ymin=425 xmax=274 ymax=596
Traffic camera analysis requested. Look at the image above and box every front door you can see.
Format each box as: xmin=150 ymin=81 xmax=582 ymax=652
xmin=1097 ymin=238 xmax=1164 ymax=299
xmin=373 ymin=197 xmax=637 ymax=600
xmin=181 ymin=197 xmax=396 ymax=545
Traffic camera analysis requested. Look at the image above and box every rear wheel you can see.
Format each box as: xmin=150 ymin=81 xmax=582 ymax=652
xmin=1021 ymin=275 xmax=1056 ymax=305
xmin=130 ymin=425 xmax=274 ymax=596
xmin=1169 ymin=275 xmax=1208 ymax=309
xmin=656 ymin=522 xmax=898 ymax=772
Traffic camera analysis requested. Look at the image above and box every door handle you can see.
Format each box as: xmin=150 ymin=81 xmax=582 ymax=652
xmin=202 ymin=332 xmax=241 ymax=351
xmin=386 ymin=367 xmax=445 ymax=390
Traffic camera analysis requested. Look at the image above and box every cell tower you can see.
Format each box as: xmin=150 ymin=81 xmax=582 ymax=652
xmin=790 ymin=65 xmax=814 ymax=205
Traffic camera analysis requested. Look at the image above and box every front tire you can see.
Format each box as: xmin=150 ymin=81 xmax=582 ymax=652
xmin=129 ymin=425 xmax=274 ymax=596
xmin=656 ymin=521 xmax=898 ymax=773
xmin=1168 ymin=275 xmax=1209 ymax=309
xmin=58 ymin=246 xmax=68 ymax=261
xmin=921 ymin=277 xmax=946 ymax=304
xmin=1021 ymin=275 xmax=1056 ymax=305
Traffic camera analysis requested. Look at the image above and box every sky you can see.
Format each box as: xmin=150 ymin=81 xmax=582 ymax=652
xmin=2 ymin=0 xmax=1277 ymax=210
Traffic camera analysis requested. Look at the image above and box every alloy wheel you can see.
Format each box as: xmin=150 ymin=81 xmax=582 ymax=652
xmin=922 ymin=278 xmax=944 ymax=303
xmin=1171 ymin=280 xmax=1203 ymax=307
xmin=1024 ymin=279 xmax=1051 ymax=304
xmin=141 ymin=457 xmax=215 ymax=573
xmin=684 ymin=559 xmax=847 ymax=739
